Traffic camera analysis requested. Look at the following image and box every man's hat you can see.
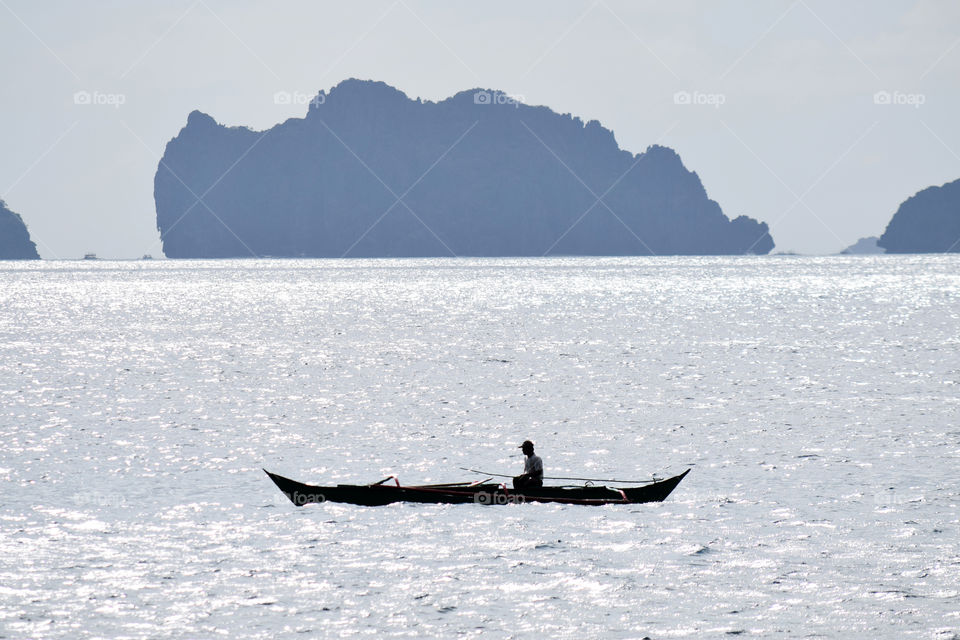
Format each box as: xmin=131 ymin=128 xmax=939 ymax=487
xmin=519 ymin=440 xmax=534 ymax=449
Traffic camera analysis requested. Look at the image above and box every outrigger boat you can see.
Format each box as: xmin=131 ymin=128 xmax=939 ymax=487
xmin=264 ymin=468 xmax=690 ymax=507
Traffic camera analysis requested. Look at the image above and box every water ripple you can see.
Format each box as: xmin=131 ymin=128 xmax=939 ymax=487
xmin=1 ymin=256 xmax=958 ymax=638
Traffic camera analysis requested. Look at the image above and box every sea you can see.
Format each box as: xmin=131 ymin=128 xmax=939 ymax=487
xmin=1 ymin=255 xmax=958 ymax=639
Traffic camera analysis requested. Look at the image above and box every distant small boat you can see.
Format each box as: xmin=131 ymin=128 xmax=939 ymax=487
xmin=264 ymin=469 xmax=690 ymax=506
xmin=141 ymin=254 xmax=153 ymax=260
xmin=83 ymin=253 xmax=97 ymax=260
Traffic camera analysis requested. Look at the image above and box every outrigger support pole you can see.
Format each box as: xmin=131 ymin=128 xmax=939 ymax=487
xmin=458 ymin=467 xmax=660 ymax=484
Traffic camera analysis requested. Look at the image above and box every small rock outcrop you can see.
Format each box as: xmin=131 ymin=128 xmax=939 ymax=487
xmin=840 ymin=236 xmax=885 ymax=254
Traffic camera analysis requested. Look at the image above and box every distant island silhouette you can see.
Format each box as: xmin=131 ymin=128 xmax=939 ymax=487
xmin=840 ymin=236 xmax=884 ymax=255
xmin=0 ymin=199 xmax=40 ymax=259
xmin=155 ymin=79 xmax=774 ymax=258
xmin=879 ymin=177 xmax=960 ymax=253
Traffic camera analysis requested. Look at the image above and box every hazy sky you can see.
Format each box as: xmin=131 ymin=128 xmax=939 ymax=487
xmin=2 ymin=0 xmax=959 ymax=258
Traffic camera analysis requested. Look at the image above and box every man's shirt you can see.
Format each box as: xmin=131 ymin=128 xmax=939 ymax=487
xmin=524 ymin=454 xmax=543 ymax=478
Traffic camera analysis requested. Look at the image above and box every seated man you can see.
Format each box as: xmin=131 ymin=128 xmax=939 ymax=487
xmin=513 ymin=440 xmax=543 ymax=490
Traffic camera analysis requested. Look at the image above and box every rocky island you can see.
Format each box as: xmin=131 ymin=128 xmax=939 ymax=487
xmin=878 ymin=178 xmax=960 ymax=253
xmin=0 ymin=199 xmax=40 ymax=259
xmin=155 ymin=79 xmax=774 ymax=258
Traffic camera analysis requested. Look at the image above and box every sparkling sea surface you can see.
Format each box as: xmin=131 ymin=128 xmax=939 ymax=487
xmin=1 ymin=256 xmax=958 ymax=639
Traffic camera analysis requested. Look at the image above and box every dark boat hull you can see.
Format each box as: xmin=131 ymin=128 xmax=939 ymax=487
xmin=264 ymin=469 xmax=690 ymax=506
